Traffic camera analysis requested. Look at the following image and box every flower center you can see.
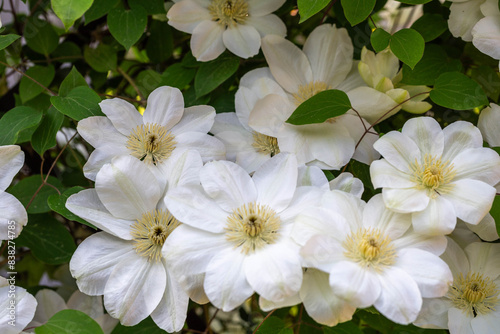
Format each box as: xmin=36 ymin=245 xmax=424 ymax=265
xmin=208 ymin=0 xmax=249 ymax=27
xmin=292 ymin=81 xmax=330 ymax=106
xmin=448 ymin=272 xmax=499 ymax=317
xmin=252 ymin=132 xmax=280 ymax=157
xmin=342 ymin=228 xmax=396 ymax=271
xmin=126 ymin=123 xmax=176 ymax=165
xmin=410 ymin=154 xmax=455 ymax=198
xmin=131 ymin=210 xmax=181 ymax=262
xmin=225 ymin=202 xmax=281 ymax=254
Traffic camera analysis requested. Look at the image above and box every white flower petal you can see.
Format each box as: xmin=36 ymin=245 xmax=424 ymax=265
xmin=67 ymin=291 xmax=104 ymax=319
xmin=442 ymin=120 xmax=483 ymax=162
xmin=0 ymin=285 xmax=36 ymax=334
xmin=174 ymin=132 xmax=226 ymax=162
xmin=279 ymin=186 xmax=325 ymax=223
xmin=441 ymin=237 xmax=469 ymax=277
xmin=104 ymin=256 xmax=166 ymax=326
xmin=98 ymin=98 xmax=143 ymax=136
xmin=167 ymin=0 xmax=211 ymax=34
xmin=448 ymin=308 xmax=474 ymax=334
xmin=382 ymin=187 xmax=430 ymax=213
xmin=201 ymin=160 xmax=257 ymax=212
xmin=159 ymin=149 xmax=203 ymax=189
xmin=259 ymin=293 xmax=302 ymax=311
xmin=77 ymin=116 xmax=126 ymax=150
xmin=292 ymin=207 xmax=349 ymax=247
xmin=297 ymin=166 xmax=329 ymax=189
xmin=448 ymin=0 xmax=484 ymax=41
xmin=450 ymin=147 xmax=500 ymax=185
xmin=261 ymin=34 xmax=312 ymax=93
xmin=69 ymin=232 xmax=136 ymax=295
xmin=465 ymin=214 xmax=499 ymax=242
xmin=0 ymin=191 xmax=27 ymax=239
xmin=246 ymin=14 xmax=286 ymax=37
xmin=374 ymin=267 xmax=422 ymax=324
xmin=0 ymin=145 xmax=23 ymax=191
xmin=143 ymin=86 xmax=184 ymax=129
xmin=370 ymin=159 xmax=415 ymax=189
xmin=96 ymin=156 xmax=161 ymax=220
xmin=222 ymin=24 xmax=261 ymax=59
xmin=471 ymin=306 xmax=500 ymax=333
xmin=411 ymin=195 xmax=457 ymax=235
xmin=342 ymin=114 xmax=380 ymax=165
xmin=31 ymin=289 xmax=67 ymax=326
xmin=478 ymin=103 xmax=500 ymax=146
xmin=303 ymin=24 xmax=353 ymax=88
xmin=300 ymin=235 xmax=345 ymax=273
xmin=329 ymin=172 xmax=364 ymax=198
xmin=170 ymin=105 xmax=215 ymax=136
xmin=247 ymin=94 xmax=292 ymax=136
xmin=248 ymin=0 xmax=286 ymax=16
xmin=464 ymin=242 xmax=500 ymax=280
xmin=191 ymin=20 xmax=226 ymax=61
xmin=204 ymin=248 xmax=254 ymax=311
xmin=394 ymin=230 xmax=447 ymax=256
xmin=66 ymin=189 xmax=133 ymax=240
xmin=373 ymin=130 xmax=420 ymax=174
xmin=347 ymin=87 xmax=402 ymax=124
xmin=472 ymin=16 xmax=500 ymax=60
xmin=82 ymin=146 xmax=129 ymax=181
xmin=414 ymin=297 xmax=451 ymax=329
xmin=446 ymin=179 xmax=496 ymax=225
xmin=401 ymin=117 xmax=444 ymax=159
xmin=362 ymin=194 xmax=411 ymax=240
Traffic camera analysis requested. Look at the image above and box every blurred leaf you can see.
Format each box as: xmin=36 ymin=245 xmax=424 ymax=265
xmin=129 ymin=0 xmax=166 ymax=14
xmin=390 ymin=29 xmax=425 ymax=69
xmin=35 ymin=309 xmax=103 ymax=334
xmin=297 ymin=0 xmax=331 ymax=23
xmin=430 ymin=72 xmax=489 ymax=110
xmin=255 ymin=316 xmax=293 ymax=334
xmin=59 ymin=66 xmax=88 ymax=97
xmin=19 ymin=65 xmax=55 ymax=103
xmin=32 ymin=106 xmax=64 ymax=156
xmin=9 ymin=175 xmax=64 ymax=215
xmin=492 ymin=195 xmax=500 ymax=237
xmin=194 ymin=53 xmax=239 ymax=97
xmin=471 ymin=65 xmax=500 ymax=102
xmin=146 ymin=20 xmax=173 ymax=63
xmin=401 ymin=44 xmax=462 ymax=86
xmin=111 ymin=317 xmax=167 ymax=334
xmin=51 ymin=86 xmax=103 ymax=121
xmin=136 ymin=70 xmax=162 ymax=97
xmin=287 ymin=90 xmax=351 ymax=125
xmin=51 ymin=0 xmax=94 ymax=31
xmin=341 ymin=0 xmax=376 ymax=26
xmin=411 ymin=13 xmax=447 ymax=42
xmin=48 ymin=187 xmax=96 ymax=228
xmin=108 ymin=7 xmax=148 ymax=50
xmin=0 ymin=34 xmax=20 ymax=51
xmin=160 ymin=63 xmax=196 ymax=89
xmin=84 ymin=44 xmax=117 ymax=72
xmin=85 ymin=0 xmax=120 ymax=24
xmin=0 ymin=106 xmax=42 ymax=145
xmin=323 ymin=322 xmax=363 ymax=334
xmin=52 ymin=41 xmax=82 ymax=62
xmin=397 ymin=0 xmax=432 ymax=3
xmin=24 ymin=17 xmax=59 ymax=55
xmin=371 ymin=28 xmax=391 ymax=52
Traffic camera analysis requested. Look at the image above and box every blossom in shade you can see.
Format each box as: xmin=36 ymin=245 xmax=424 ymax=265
xmin=163 ymin=153 xmax=324 ymax=311
xmin=415 ymin=239 xmax=500 ymax=334
xmin=167 ymin=0 xmax=286 ymax=61
xmin=295 ymin=192 xmax=452 ymax=324
xmin=77 ymin=86 xmax=225 ymax=182
xmin=66 ymin=152 xmax=202 ymax=332
xmin=370 ymin=117 xmax=500 ymax=235
xmin=0 ymin=145 xmax=27 ymax=240
xmin=0 ymin=277 xmax=37 ymax=334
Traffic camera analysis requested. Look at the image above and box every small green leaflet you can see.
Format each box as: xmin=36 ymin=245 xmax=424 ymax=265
xmin=0 ymin=34 xmax=20 ymax=51
xmin=107 ymin=7 xmax=148 ymax=50
xmin=31 ymin=106 xmax=64 ymax=156
xmin=51 ymin=86 xmax=104 ymax=121
xmin=35 ymin=309 xmax=103 ymax=334
xmin=341 ymin=0 xmax=376 ymax=26
xmin=194 ymin=53 xmax=239 ymax=97
xmin=51 ymin=0 xmax=94 ymax=31
xmin=297 ymin=0 xmax=331 ymax=23
xmin=390 ymin=28 xmax=425 ymax=69
xmin=371 ymin=28 xmax=391 ymax=52
xmin=430 ymin=72 xmax=489 ymax=110
xmin=0 ymin=106 xmax=42 ymax=145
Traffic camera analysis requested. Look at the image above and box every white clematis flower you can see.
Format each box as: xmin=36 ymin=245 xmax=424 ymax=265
xmin=296 ymin=192 xmax=452 ymax=324
xmin=26 ymin=289 xmax=118 ymax=334
xmin=370 ymin=117 xmax=500 ymax=235
xmin=167 ymin=0 xmax=286 ymax=61
xmin=66 ymin=152 xmax=202 ymax=332
xmin=163 ymin=153 xmax=324 ymax=311
xmin=415 ymin=239 xmax=500 ymax=334
xmin=0 ymin=277 xmax=37 ymax=334
xmin=78 ymin=86 xmax=225 ymax=182
xmin=0 ymin=145 xmax=27 ymax=240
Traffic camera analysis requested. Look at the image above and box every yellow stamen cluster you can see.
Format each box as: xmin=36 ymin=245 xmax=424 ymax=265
xmin=131 ymin=210 xmax=181 ymax=262
xmin=448 ymin=272 xmax=499 ymax=317
xmin=208 ymin=0 xmax=249 ymax=28
xmin=410 ymin=154 xmax=456 ymax=198
xmin=292 ymin=81 xmax=330 ymax=106
xmin=343 ymin=228 xmax=396 ymax=271
xmin=252 ymin=132 xmax=280 ymax=157
xmin=225 ymin=202 xmax=281 ymax=254
xmin=126 ymin=123 xmax=176 ymax=165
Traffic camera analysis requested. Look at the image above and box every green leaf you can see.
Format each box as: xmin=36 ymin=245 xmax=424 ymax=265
xmin=85 ymin=0 xmax=120 ymax=24
xmin=129 ymin=0 xmax=166 ymax=14
xmin=132 ymin=70 xmax=162 ymax=97
xmin=341 ymin=0 xmax=376 ymax=26
xmin=323 ymin=322 xmax=363 ymax=334
xmin=160 ymin=63 xmax=196 ymax=90
xmin=471 ymin=65 xmax=500 ymax=102
xmin=52 ymin=41 xmax=82 ymax=63
xmin=31 ymin=107 xmax=64 ymax=156
xmin=430 ymin=72 xmax=489 ymax=110
xmin=51 ymin=86 xmax=104 ymax=121
xmin=84 ymin=44 xmax=117 ymax=72
xmin=397 ymin=0 xmax=432 ymax=4
xmin=24 ymin=17 xmax=59 ymax=55
xmin=390 ymin=28 xmax=425 ymax=69
xmin=52 ymin=0 xmax=94 ymax=31
xmin=9 ymin=175 xmax=64 ymax=214
xmin=111 ymin=317 xmax=167 ymax=334
xmin=146 ymin=20 xmax=173 ymax=63
xmin=59 ymin=66 xmax=88 ymax=96
xmin=107 ymin=7 xmax=148 ymax=50
xmin=48 ymin=187 xmax=97 ymax=229
xmin=401 ymin=44 xmax=462 ymax=86
xmin=19 ymin=65 xmax=55 ymax=103
xmin=297 ymin=0 xmax=331 ymax=23
xmin=491 ymin=195 xmax=500 ymax=237
xmin=0 ymin=106 xmax=42 ymax=145
xmin=35 ymin=310 xmax=103 ymax=334
xmin=0 ymin=34 xmax=20 ymax=51
xmin=255 ymin=316 xmax=293 ymax=334
xmin=194 ymin=53 xmax=239 ymax=97
xmin=286 ymin=90 xmax=351 ymax=125
xmin=371 ymin=28 xmax=391 ymax=52
xmin=411 ymin=14 xmax=447 ymax=42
